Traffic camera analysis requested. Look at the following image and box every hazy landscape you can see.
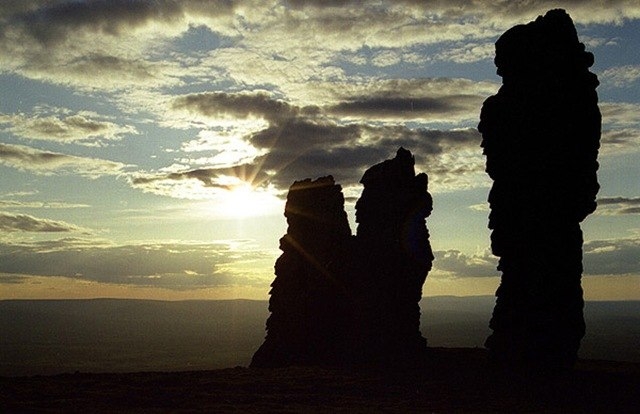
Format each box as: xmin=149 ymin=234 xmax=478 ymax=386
xmin=2 ymin=296 xmax=638 ymax=377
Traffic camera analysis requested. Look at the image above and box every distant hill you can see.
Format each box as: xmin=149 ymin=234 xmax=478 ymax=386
xmin=1 ymin=297 xmax=638 ymax=376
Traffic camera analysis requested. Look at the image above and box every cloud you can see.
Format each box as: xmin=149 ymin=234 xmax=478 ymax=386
xmin=598 ymin=102 xmax=640 ymax=154
xmin=431 ymin=42 xmax=495 ymax=64
xmin=596 ymin=196 xmax=640 ymax=215
xmin=130 ymin=162 xmax=273 ymax=198
xmin=0 ymin=200 xmax=90 ymax=209
xmin=0 ymin=238 xmax=273 ymax=289
xmin=146 ymin=67 xmax=496 ymax=199
xmin=370 ymin=49 xmax=402 ymax=67
xmin=321 ymin=78 xmax=497 ymax=122
xmin=430 ymin=236 xmax=640 ymax=279
xmin=0 ymin=211 xmax=88 ymax=233
xmin=583 ymin=237 xmax=640 ymax=275
xmin=431 ymin=249 xmax=499 ymax=278
xmin=132 ymin=120 xmax=484 ymax=199
xmin=0 ymin=111 xmax=137 ymax=145
xmin=11 ymin=0 xmax=183 ymax=46
xmin=0 ymin=1 xmax=637 ymax=97
xmin=172 ymin=91 xmax=305 ymax=123
xmin=167 ymin=90 xmax=486 ymax=193
xmin=327 ymin=95 xmax=481 ymax=122
xmin=600 ymin=129 xmax=640 ymax=155
xmin=172 ymin=78 xmax=495 ymax=124
xmin=0 ymin=143 xmax=127 ymax=178
xmin=600 ymin=102 xmax=640 ymax=127
xmin=601 ymin=65 xmax=640 ymax=87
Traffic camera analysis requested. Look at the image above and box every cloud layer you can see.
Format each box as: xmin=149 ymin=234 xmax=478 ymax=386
xmin=0 ymin=238 xmax=272 ymax=289
xmin=2 ymin=234 xmax=638 ymax=290
xmin=0 ymin=212 xmax=87 ymax=233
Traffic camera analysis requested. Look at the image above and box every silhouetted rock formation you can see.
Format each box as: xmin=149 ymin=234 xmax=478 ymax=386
xmin=351 ymin=148 xmax=434 ymax=365
xmin=251 ymin=176 xmax=352 ymax=367
xmin=251 ymin=149 xmax=433 ymax=368
xmin=478 ymin=9 xmax=601 ymax=370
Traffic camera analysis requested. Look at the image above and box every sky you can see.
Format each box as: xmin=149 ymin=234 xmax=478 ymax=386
xmin=0 ymin=0 xmax=638 ymax=301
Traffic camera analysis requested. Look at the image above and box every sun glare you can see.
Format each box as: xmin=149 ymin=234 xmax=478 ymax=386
xmin=218 ymin=183 xmax=282 ymax=219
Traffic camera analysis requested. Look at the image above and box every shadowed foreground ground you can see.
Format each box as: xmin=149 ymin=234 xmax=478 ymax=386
xmin=2 ymin=348 xmax=639 ymax=413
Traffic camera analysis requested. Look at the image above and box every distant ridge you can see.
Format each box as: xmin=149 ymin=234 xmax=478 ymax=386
xmin=1 ymin=297 xmax=638 ymax=376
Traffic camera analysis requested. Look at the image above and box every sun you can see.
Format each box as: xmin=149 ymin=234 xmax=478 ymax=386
xmin=222 ymin=184 xmax=259 ymax=218
xmin=217 ymin=182 xmax=282 ymax=219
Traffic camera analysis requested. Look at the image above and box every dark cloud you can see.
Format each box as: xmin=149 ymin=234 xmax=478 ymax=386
xmin=253 ymin=125 xmax=481 ymax=190
xmin=131 ymin=162 xmax=271 ymax=194
xmin=583 ymin=238 xmax=640 ymax=275
xmin=14 ymin=0 xmax=184 ymax=46
xmin=172 ymin=92 xmax=306 ymax=122
xmin=0 ymin=211 xmax=86 ymax=233
xmin=1 ymin=142 xmax=73 ymax=165
xmin=167 ymin=91 xmax=483 ymax=194
xmin=328 ymin=95 xmax=482 ymax=121
xmin=132 ymin=123 xmax=480 ymax=197
xmin=0 ymin=238 xmax=271 ymax=289
xmin=324 ymin=78 xmax=494 ymax=122
xmin=277 ymin=126 xmax=480 ymax=190
xmin=0 ymin=143 xmax=126 ymax=177
xmin=249 ymin=119 xmax=359 ymax=150
xmin=596 ymin=196 xmax=640 ymax=215
xmin=598 ymin=196 xmax=640 ymax=205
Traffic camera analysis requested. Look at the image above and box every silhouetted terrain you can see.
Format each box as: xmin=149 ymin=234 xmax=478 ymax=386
xmin=2 ymin=347 xmax=639 ymax=413
xmin=1 ymin=297 xmax=638 ymax=377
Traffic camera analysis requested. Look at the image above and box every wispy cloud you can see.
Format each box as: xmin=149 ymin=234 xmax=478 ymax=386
xmin=601 ymin=65 xmax=640 ymax=87
xmin=0 ymin=211 xmax=89 ymax=233
xmin=0 ymin=200 xmax=90 ymax=209
xmin=0 ymin=143 xmax=128 ymax=178
xmin=596 ymin=196 xmax=640 ymax=215
xmin=0 ymin=111 xmax=137 ymax=145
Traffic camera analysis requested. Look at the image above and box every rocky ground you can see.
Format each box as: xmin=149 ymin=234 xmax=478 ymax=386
xmin=2 ymin=348 xmax=639 ymax=413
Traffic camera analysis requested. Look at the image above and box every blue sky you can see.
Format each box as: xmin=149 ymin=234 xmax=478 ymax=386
xmin=0 ymin=1 xmax=638 ymax=300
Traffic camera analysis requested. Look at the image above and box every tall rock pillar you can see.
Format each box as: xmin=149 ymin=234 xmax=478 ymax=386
xmin=352 ymin=147 xmax=434 ymax=365
xmin=250 ymin=176 xmax=352 ymax=367
xmin=478 ymin=9 xmax=601 ymax=370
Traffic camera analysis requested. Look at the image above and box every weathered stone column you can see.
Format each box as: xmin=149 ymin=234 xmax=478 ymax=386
xmin=250 ymin=176 xmax=352 ymax=367
xmin=252 ymin=148 xmax=433 ymax=368
xmin=351 ymin=147 xmax=434 ymax=365
xmin=478 ymin=9 xmax=601 ymax=370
